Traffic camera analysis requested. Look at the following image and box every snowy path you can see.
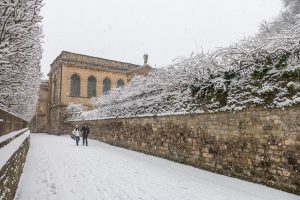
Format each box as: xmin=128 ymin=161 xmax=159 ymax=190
xmin=15 ymin=134 xmax=299 ymax=200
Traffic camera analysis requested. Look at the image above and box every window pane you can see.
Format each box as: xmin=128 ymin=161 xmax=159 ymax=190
xmin=103 ymin=78 xmax=111 ymax=95
xmin=53 ymin=80 xmax=57 ymax=102
xmin=88 ymin=76 xmax=96 ymax=97
xmin=71 ymin=74 xmax=80 ymax=96
xmin=117 ymin=79 xmax=125 ymax=88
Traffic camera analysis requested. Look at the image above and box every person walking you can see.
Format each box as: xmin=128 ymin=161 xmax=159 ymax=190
xmin=72 ymin=125 xmax=81 ymax=146
xmin=81 ymin=125 xmax=90 ymax=146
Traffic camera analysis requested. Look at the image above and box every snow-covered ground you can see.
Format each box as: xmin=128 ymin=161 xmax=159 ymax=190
xmin=15 ymin=133 xmax=299 ymax=200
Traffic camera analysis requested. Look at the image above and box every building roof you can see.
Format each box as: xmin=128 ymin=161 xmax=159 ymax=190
xmin=50 ymin=51 xmax=143 ymax=73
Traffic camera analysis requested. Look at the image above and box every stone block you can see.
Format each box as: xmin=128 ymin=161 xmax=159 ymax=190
xmin=270 ymin=155 xmax=281 ymax=163
xmin=202 ymin=147 xmax=210 ymax=153
xmin=216 ymin=164 xmax=223 ymax=169
xmin=282 ymin=170 xmax=290 ymax=177
xmin=270 ymin=169 xmax=277 ymax=174
xmin=141 ymin=142 xmax=147 ymax=147
xmin=284 ymin=139 xmax=295 ymax=146
xmin=269 ymin=145 xmax=278 ymax=150
xmin=202 ymin=152 xmax=213 ymax=159
xmin=192 ymin=150 xmax=200 ymax=156
xmin=258 ymin=149 xmax=264 ymax=154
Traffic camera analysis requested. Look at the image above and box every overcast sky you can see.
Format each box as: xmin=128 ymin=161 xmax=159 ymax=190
xmin=40 ymin=0 xmax=282 ymax=76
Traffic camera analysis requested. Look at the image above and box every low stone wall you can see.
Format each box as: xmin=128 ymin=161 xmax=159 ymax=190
xmin=65 ymin=107 xmax=300 ymax=194
xmin=0 ymin=136 xmax=30 ymax=200
xmin=0 ymin=109 xmax=27 ymax=136
xmin=0 ymin=109 xmax=30 ymax=200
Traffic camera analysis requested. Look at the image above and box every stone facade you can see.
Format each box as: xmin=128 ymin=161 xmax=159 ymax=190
xmin=30 ymin=51 xmax=152 ymax=134
xmin=65 ymin=107 xmax=300 ymax=194
xmin=29 ymin=80 xmax=49 ymax=133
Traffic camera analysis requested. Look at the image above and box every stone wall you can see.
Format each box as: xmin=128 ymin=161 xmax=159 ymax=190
xmin=0 ymin=110 xmax=30 ymax=200
xmin=0 ymin=109 xmax=27 ymax=137
xmin=47 ymin=105 xmax=66 ymax=135
xmin=65 ymin=107 xmax=300 ymax=194
xmin=0 ymin=137 xmax=30 ymax=200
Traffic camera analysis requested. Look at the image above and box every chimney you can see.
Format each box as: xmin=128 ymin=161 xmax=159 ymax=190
xmin=143 ymin=54 xmax=148 ymax=65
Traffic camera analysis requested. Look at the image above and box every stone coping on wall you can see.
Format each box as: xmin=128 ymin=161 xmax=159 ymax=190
xmin=0 ymin=130 xmax=30 ymax=170
xmin=0 ymin=128 xmax=28 ymax=149
xmin=66 ymin=106 xmax=298 ymax=122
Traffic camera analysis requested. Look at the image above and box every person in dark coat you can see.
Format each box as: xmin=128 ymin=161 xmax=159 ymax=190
xmin=81 ymin=125 xmax=90 ymax=146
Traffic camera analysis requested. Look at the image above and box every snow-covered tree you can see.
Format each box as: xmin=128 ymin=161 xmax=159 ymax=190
xmin=0 ymin=0 xmax=43 ymax=121
xmin=282 ymin=0 xmax=300 ymax=14
xmin=66 ymin=103 xmax=86 ymax=114
xmin=70 ymin=0 xmax=300 ymax=121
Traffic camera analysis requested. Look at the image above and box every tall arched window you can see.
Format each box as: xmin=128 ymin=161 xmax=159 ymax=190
xmin=70 ymin=74 xmax=80 ymax=96
xmin=117 ymin=79 xmax=125 ymax=88
xmin=88 ymin=76 xmax=96 ymax=97
xmin=103 ymin=77 xmax=111 ymax=95
xmin=53 ymin=79 xmax=57 ymax=102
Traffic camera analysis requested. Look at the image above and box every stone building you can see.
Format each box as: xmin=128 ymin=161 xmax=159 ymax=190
xmin=29 ymin=80 xmax=49 ymax=132
xmin=30 ymin=51 xmax=152 ymax=134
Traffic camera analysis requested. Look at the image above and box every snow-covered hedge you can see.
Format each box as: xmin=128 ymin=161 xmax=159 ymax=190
xmin=0 ymin=0 xmax=43 ymax=121
xmin=65 ymin=103 xmax=87 ymax=118
xmin=69 ymin=0 xmax=300 ymax=121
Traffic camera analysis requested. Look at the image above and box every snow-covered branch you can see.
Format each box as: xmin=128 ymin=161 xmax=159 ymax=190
xmin=69 ymin=0 xmax=300 ymax=121
xmin=0 ymin=0 xmax=43 ymax=121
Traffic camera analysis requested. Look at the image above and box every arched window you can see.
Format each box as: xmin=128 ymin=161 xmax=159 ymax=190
xmin=117 ymin=79 xmax=125 ymax=88
xmin=103 ymin=77 xmax=111 ymax=95
xmin=70 ymin=74 xmax=80 ymax=96
xmin=53 ymin=79 xmax=57 ymax=102
xmin=88 ymin=76 xmax=96 ymax=97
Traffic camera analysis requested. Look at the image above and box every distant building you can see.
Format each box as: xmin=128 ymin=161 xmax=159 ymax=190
xmin=30 ymin=51 xmax=152 ymax=134
xmin=29 ymin=80 xmax=49 ymax=133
